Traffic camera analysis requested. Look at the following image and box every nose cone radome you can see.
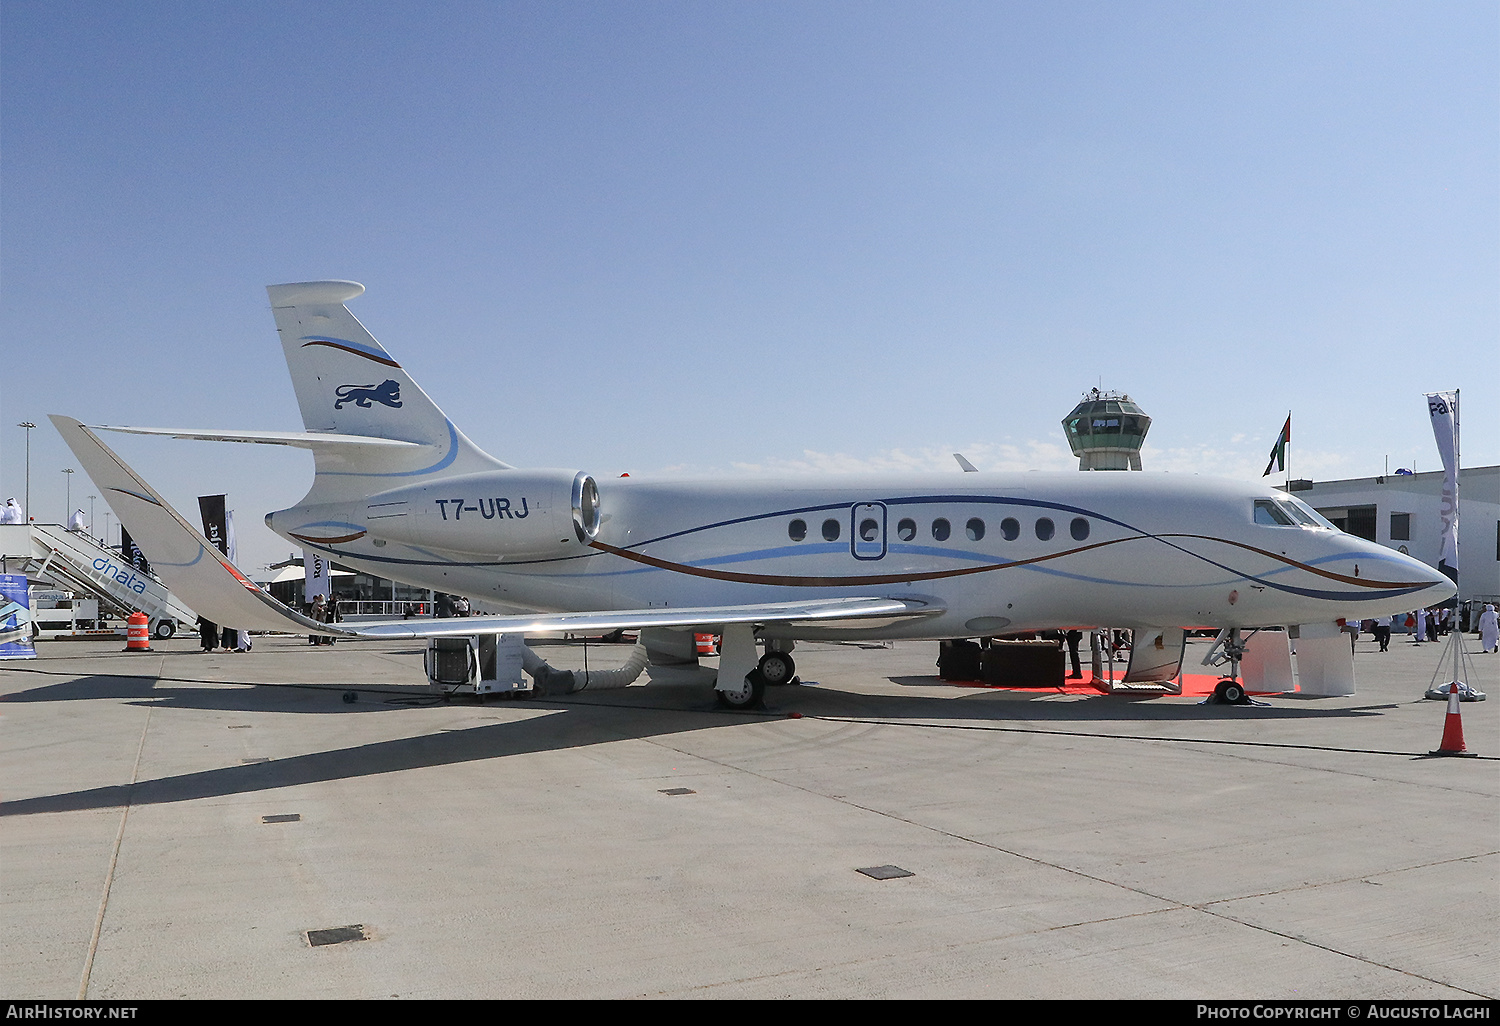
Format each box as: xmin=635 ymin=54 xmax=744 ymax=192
xmin=1371 ymin=542 xmax=1456 ymax=605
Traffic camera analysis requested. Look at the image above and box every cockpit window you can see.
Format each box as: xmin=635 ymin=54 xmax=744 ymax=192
xmin=1254 ymin=499 xmax=1296 ymax=526
xmin=1281 ymin=496 xmax=1336 ymax=529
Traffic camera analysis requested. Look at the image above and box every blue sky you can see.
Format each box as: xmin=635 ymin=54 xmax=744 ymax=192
xmin=3 ymin=1 xmax=1496 ymax=572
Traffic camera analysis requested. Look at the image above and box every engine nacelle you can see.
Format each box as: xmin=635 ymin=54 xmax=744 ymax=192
xmin=362 ymin=469 xmax=601 ymax=558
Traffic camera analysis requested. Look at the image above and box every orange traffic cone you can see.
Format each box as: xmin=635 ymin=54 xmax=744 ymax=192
xmin=1428 ymin=683 xmax=1476 ymax=757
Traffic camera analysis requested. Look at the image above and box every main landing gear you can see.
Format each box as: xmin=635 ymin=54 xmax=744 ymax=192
xmin=715 ymin=652 xmax=798 ymax=709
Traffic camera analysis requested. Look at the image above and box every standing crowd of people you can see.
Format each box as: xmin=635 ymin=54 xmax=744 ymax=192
xmin=1347 ymin=605 xmax=1498 ymax=655
xmin=308 ymin=592 xmax=341 ymax=644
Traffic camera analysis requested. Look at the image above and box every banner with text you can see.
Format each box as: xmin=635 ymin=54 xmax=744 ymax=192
xmin=1424 ymin=391 xmax=1458 ymax=598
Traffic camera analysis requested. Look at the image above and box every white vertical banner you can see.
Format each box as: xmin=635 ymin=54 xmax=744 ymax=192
xmin=1424 ymin=391 xmax=1459 ymax=590
xmin=305 ymin=550 xmax=330 ymax=603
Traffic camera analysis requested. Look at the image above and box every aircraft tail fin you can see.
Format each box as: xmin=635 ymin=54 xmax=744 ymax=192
xmin=266 ymin=281 xmax=507 ymax=499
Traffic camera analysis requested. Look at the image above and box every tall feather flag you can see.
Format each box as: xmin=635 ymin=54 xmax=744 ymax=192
xmin=1262 ymin=415 xmax=1291 ymax=477
xmin=1425 ymin=391 xmax=1459 ymax=591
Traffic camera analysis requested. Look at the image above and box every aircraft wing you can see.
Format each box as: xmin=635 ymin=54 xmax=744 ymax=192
xmin=52 ymin=416 xmax=940 ymax=640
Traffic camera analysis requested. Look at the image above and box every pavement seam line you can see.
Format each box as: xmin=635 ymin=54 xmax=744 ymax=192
xmin=77 ymin=666 xmax=157 ymax=999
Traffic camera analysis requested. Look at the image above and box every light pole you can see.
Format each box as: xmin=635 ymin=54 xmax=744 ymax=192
xmin=17 ymin=422 xmax=35 ymax=519
xmin=104 ymin=512 xmax=114 ymax=549
xmin=62 ymin=468 xmax=74 ymax=523
xmin=89 ymin=496 xmax=97 ymax=542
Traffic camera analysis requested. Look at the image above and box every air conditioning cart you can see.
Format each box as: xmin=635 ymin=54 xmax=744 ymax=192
xmin=424 ymin=632 xmax=532 ymax=697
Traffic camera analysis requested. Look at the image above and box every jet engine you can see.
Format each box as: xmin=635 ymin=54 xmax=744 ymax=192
xmin=361 ymin=469 xmax=601 ymax=558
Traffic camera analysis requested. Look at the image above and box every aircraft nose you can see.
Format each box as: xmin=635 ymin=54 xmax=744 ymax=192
xmin=1376 ymin=543 xmax=1456 ymax=602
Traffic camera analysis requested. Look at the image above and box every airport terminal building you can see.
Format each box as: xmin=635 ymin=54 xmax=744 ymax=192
xmin=1287 ymin=465 xmax=1499 ymax=604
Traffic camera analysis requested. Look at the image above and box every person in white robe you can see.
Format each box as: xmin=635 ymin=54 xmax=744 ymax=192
xmin=0 ymin=499 xmax=23 ymax=524
xmin=1479 ymin=604 xmax=1499 ymax=654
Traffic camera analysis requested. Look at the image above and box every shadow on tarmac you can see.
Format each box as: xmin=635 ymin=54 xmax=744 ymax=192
xmin=1 ymin=656 xmax=1421 ymax=819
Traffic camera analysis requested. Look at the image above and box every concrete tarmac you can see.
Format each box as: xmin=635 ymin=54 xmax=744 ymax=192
xmin=2 ymin=631 xmax=1496 ymax=999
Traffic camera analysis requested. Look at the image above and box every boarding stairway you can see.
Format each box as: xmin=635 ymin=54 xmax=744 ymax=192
xmin=0 ymin=523 xmax=196 ymax=637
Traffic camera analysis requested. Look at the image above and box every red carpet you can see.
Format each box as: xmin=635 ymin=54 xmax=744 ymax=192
xmin=949 ymin=671 xmax=1270 ymax=697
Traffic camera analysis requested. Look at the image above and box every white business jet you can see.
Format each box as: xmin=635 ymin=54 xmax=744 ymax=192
xmin=53 ymin=281 xmax=1455 ymax=707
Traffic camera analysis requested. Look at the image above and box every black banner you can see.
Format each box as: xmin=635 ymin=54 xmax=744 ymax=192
xmin=197 ymin=494 xmax=228 ymax=556
xmin=118 ymin=527 xmax=151 ymax=576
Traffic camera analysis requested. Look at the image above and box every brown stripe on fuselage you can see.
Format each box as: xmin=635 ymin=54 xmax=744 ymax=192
xmin=1154 ymin=534 xmax=1412 ymax=588
xmin=587 ymin=533 xmax=1417 ymax=590
xmin=588 ymin=537 xmax=1130 ymax=587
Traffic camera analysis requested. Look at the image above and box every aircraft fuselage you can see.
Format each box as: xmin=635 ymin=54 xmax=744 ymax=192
xmin=268 ymin=469 xmax=1450 ymax=638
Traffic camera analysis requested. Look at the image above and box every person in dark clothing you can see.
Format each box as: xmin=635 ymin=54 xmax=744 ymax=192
xmin=197 ymin=616 xmax=218 ymax=653
xmin=1064 ymin=629 xmax=1084 ymax=679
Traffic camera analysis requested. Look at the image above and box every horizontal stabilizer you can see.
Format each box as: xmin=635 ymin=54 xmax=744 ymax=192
xmin=90 ymin=424 xmax=424 ymax=450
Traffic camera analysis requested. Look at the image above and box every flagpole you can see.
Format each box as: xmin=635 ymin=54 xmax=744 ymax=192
xmin=1452 ymin=390 xmax=1460 ymax=691
xmin=1285 ymin=410 xmax=1291 ymax=489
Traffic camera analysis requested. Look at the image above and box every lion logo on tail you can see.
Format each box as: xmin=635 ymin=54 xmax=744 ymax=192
xmin=335 ymin=380 xmax=403 ymax=410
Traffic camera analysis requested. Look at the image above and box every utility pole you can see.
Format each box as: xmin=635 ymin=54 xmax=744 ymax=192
xmin=17 ymin=422 xmax=36 ymax=518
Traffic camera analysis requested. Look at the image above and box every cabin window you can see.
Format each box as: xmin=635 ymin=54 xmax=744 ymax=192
xmin=966 ymin=518 xmax=985 ymax=541
xmin=1254 ymin=499 xmax=1295 ymax=526
xmin=896 ymin=518 xmax=916 ymax=541
xmin=1070 ymin=517 xmax=1090 ymax=541
xmin=822 ymin=518 xmax=841 ymax=541
xmin=859 ymin=518 xmax=879 ymax=542
xmin=932 ymin=518 xmax=951 ymax=541
xmin=1000 ymin=517 xmax=1020 ymax=541
xmin=1035 ymin=517 xmax=1055 ymax=541
xmin=788 ymin=519 xmax=807 ymax=541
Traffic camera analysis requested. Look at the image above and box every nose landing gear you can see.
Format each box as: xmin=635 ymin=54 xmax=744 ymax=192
xmin=1204 ymin=629 xmax=1254 ymax=705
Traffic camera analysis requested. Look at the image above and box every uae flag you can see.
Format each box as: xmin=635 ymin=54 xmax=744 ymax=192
xmin=1262 ymin=416 xmax=1290 ymax=477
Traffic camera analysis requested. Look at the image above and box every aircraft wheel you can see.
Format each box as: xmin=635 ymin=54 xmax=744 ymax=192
xmin=757 ymin=651 xmax=796 ymax=686
xmin=716 ymin=674 xmax=765 ymax=710
xmin=1214 ymin=679 xmax=1245 ymax=703
xmin=154 ymin=620 xmax=176 ymax=640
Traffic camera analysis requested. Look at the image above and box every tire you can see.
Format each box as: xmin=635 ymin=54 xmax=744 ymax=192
xmin=153 ymin=620 xmax=176 ymax=640
xmin=716 ymin=673 xmax=765 ymax=710
xmin=757 ymin=651 xmax=796 ymax=686
xmin=1215 ymin=679 xmax=1245 ymax=703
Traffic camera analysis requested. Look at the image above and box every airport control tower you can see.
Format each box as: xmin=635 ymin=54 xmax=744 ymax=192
xmin=1062 ymin=389 xmax=1151 ymax=470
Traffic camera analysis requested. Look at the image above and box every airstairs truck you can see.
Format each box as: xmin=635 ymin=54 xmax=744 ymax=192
xmin=0 ymin=524 xmax=195 ymax=640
